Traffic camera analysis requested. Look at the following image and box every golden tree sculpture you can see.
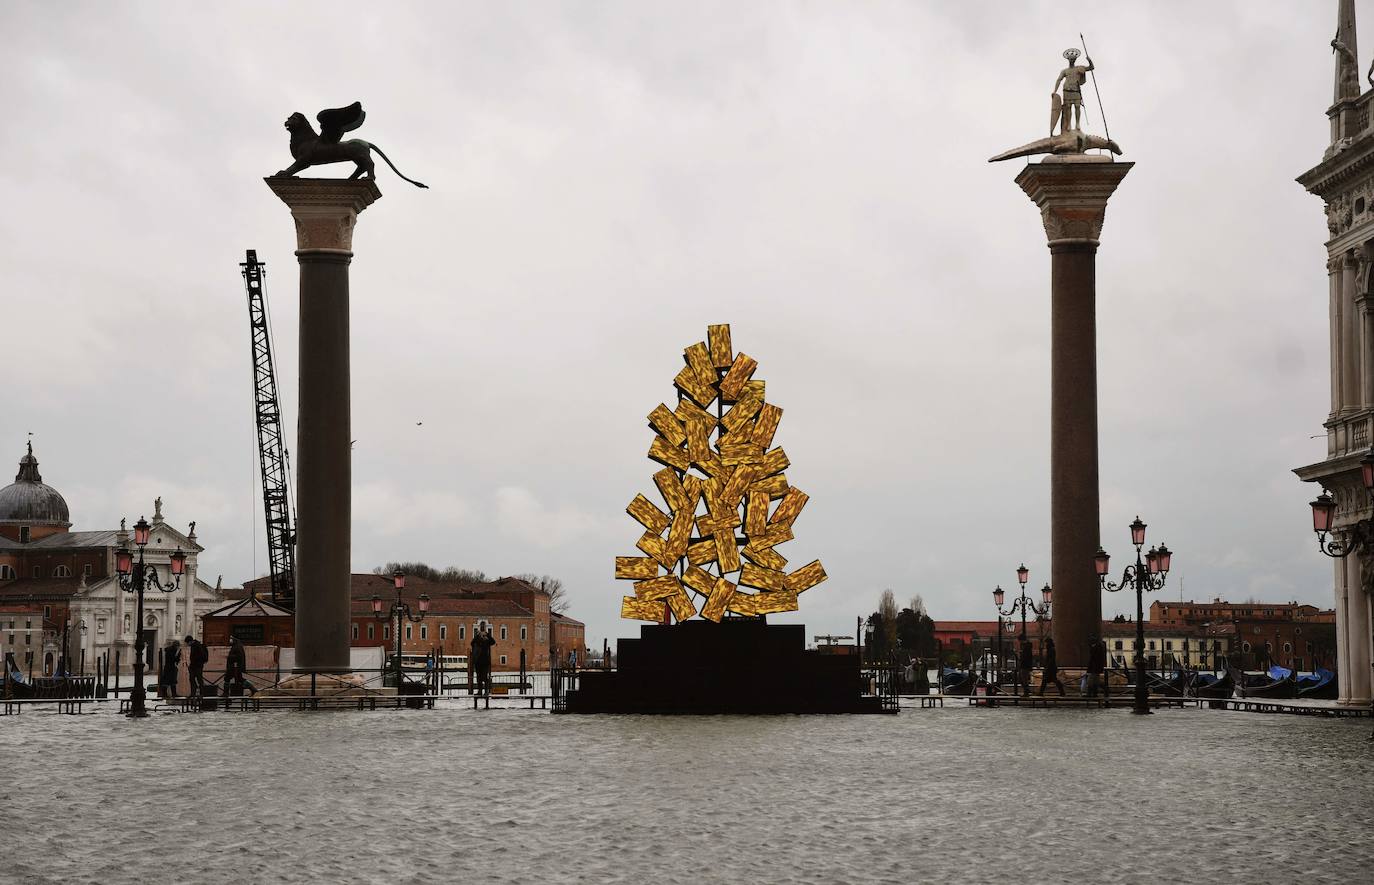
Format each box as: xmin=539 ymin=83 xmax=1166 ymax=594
xmin=614 ymin=324 xmax=827 ymax=622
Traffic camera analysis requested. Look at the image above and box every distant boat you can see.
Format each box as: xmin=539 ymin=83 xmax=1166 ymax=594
xmin=1193 ymin=670 xmax=1234 ymax=699
xmin=1235 ymin=666 xmax=1297 ymax=699
xmin=941 ymin=668 xmax=978 ymax=696
xmin=1297 ymin=668 xmax=1338 ymax=700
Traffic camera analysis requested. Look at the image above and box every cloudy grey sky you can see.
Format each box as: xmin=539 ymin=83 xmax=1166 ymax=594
xmin=0 ymin=1 xmax=1348 ymax=646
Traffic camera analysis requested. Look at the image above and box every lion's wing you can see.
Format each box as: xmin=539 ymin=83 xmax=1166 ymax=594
xmin=316 ymin=102 xmax=366 ymax=144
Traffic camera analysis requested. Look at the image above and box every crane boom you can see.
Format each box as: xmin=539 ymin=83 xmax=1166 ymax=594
xmin=241 ymin=249 xmax=296 ymax=605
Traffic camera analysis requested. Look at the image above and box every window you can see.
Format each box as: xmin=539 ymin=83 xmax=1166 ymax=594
xmin=231 ymin=624 xmax=264 ymax=643
xmin=97 ymin=618 xmax=106 ymax=635
xmin=32 ymin=566 xmax=40 ymax=578
xmin=0 ymin=565 xmax=14 ymax=580
xmin=499 ymin=655 xmax=507 ymax=665
xmin=459 ymin=625 xmax=466 ymax=640
xmin=43 ymin=606 xmax=50 ymax=619
xmin=383 ymin=625 xmax=390 ymax=640
xmin=1164 ymin=641 xmax=1173 ymax=651
xmin=25 ymin=633 xmax=30 ymax=646
xmin=420 ymin=624 xmax=428 ymax=641
xmin=1283 ymin=642 xmax=1292 ymax=654
xmin=83 ymin=564 xmax=92 ymax=576
xmin=1114 ymin=640 xmax=1123 ymax=650
xmin=1306 ymin=641 xmax=1313 ymax=653
xmin=440 ymin=625 xmax=448 ymax=641
xmin=352 ymin=624 xmax=359 ymax=640
xmin=367 ymin=623 xmax=375 ymax=640
xmin=520 ymin=625 xmax=527 ymax=641
xmin=1148 ymin=640 xmax=1156 ymax=650
xmin=19 ymin=527 xmax=29 ymax=543
xmin=53 ymin=566 xmax=71 ymax=578
xmin=405 ymin=624 xmax=412 ymax=640
xmin=500 ymin=625 xmax=508 ymax=640
xmin=124 ymin=614 xmax=131 ymax=633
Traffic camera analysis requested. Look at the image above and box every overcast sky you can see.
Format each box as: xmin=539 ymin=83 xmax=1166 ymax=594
xmin=0 ymin=1 xmax=1352 ymax=647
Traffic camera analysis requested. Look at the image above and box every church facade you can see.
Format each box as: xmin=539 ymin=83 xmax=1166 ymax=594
xmin=1294 ymin=0 xmax=1374 ymax=706
xmin=0 ymin=444 xmax=223 ymax=674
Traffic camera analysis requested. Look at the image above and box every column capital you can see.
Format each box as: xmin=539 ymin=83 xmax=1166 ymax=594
xmin=264 ymin=177 xmax=382 ymax=254
xmin=1014 ymin=160 xmax=1134 ymax=248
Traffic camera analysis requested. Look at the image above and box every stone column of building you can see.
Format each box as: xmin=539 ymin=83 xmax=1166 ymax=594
xmin=1358 ymin=249 xmax=1374 ymax=407
xmin=1329 ymin=256 xmax=1345 ymax=416
xmin=266 ymin=178 xmax=381 ymax=676
xmin=1341 ymin=251 xmax=1361 ymax=414
xmin=1014 ymin=158 xmax=1133 ymax=668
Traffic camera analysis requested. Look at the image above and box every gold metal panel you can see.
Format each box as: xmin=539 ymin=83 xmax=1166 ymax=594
xmin=721 ymin=388 xmax=763 ymax=433
xmin=634 ymin=574 xmax=683 ymax=601
xmin=621 ymin=596 xmax=665 ymax=621
xmin=741 ymin=545 xmax=787 ymax=571
xmin=686 ymin=414 xmax=713 ymax=462
xmin=648 ymin=435 xmax=690 ymax=471
xmin=674 ymin=397 xmax=715 ymax=428
xmin=665 ymin=509 xmax=694 ymax=561
xmin=654 ymin=467 xmax=689 ymax=513
xmin=750 ymin=589 xmax=800 ymax=614
xmin=697 ymin=511 xmax=741 ymax=535
xmin=784 ymin=560 xmax=827 ymax=593
xmin=725 ymin=591 xmax=760 ymax=616
xmin=716 ymin=425 xmax=755 ymax=450
xmin=615 ymin=556 xmax=659 ymax=580
xmin=739 ymin=563 xmax=787 ymax=592
xmin=693 ymin=452 xmax=727 ymax=477
xmin=666 ymin=586 xmax=697 ymax=621
xmin=684 ymin=342 xmax=715 ymax=387
xmin=673 ymin=365 xmax=716 ymax=408
xmin=745 ymin=491 xmax=768 ymax=537
xmin=750 ymin=525 xmax=794 ymax=550
xmin=720 ymin=442 xmax=764 ymax=468
xmin=752 ymin=404 xmax=782 ymax=448
xmin=722 ymin=464 xmax=758 ymax=508
xmin=626 ymin=493 xmax=671 ymax=534
xmin=647 ymin=404 xmax=687 ymax=446
xmin=708 ymin=324 xmax=733 ymax=368
xmin=749 ymin=474 xmax=789 ymax=499
xmin=756 ymin=447 xmax=789 ymax=478
xmin=636 ymin=531 xmax=676 ymax=569
xmin=719 ymin=353 xmax=758 ymax=401
xmin=687 ymin=539 xmax=718 ymax=566
xmin=701 ymin=576 xmax=737 ymax=622
xmin=769 ymin=487 xmax=809 ymax=529
xmin=715 ymin=529 xmax=741 ymax=573
xmin=681 ymin=566 xmax=717 ymax=597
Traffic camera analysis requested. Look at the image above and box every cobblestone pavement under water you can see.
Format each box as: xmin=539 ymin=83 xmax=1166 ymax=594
xmin=5 ymin=702 xmax=1373 ymax=884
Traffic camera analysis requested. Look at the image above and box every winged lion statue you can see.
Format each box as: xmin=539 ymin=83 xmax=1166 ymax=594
xmin=273 ymin=102 xmax=428 ymax=188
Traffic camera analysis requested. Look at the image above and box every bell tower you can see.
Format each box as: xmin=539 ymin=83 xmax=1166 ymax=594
xmin=1294 ymin=0 xmax=1374 ymax=706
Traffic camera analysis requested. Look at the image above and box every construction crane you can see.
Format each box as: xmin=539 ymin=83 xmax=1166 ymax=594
xmin=241 ymin=249 xmax=296 ymax=606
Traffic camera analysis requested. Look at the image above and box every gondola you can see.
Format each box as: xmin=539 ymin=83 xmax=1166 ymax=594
xmin=1234 ymin=666 xmax=1297 ymax=699
xmin=1193 ymin=669 xmax=1234 ymax=699
xmin=1148 ymin=668 xmax=1192 ymax=696
xmin=1297 ymin=668 xmax=1338 ymax=700
xmin=940 ymin=668 xmax=979 ymax=696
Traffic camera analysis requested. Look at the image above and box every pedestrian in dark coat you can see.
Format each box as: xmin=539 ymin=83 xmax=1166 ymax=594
xmin=224 ymin=635 xmax=248 ymax=697
xmin=1086 ymin=638 xmax=1108 ymax=699
xmin=160 ymin=640 xmax=181 ymax=699
xmin=1017 ymin=636 xmax=1034 ymax=696
xmin=470 ymin=622 xmax=496 ymax=696
xmin=1038 ymin=637 xmax=1066 ymax=696
xmin=185 ymin=635 xmax=208 ymax=698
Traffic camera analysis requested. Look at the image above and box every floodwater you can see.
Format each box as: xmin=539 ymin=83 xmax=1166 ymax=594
xmin=4 ymin=702 xmax=1372 ymax=884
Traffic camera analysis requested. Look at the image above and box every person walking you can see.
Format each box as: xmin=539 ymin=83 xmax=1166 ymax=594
xmin=1086 ymin=637 xmax=1109 ymax=701
xmin=1038 ymin=636 xmax=1066 ymax=696
xmin=223 ymin=635 xmax=247 ymax=697
xmin=1017 ymin=636 xmax=1034 ymax=697
xmin=160 ymin=639 xmax=182 ymax=699
xmin=185 ymin=634 xmax=208 ymax=699
xmin=470 ymin=621 xmax=496 ymax=696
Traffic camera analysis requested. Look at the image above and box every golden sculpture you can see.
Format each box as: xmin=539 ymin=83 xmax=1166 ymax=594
xmin=615 ymin=324 xmax=827 ymax=623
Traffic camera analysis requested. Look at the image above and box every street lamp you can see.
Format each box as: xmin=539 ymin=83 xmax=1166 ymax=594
xmin=371 ymin=570 xmax=429 ymax=690
xmin=1096 ymin=516 xmax=1172 ymax=716
xmin=1309 ymin=448 xmax=1374 ymax=557
xmin=994 ymin=564 xmax=1052 ymax=697
xmin=114 ymin=517 xmax=186 ymax=718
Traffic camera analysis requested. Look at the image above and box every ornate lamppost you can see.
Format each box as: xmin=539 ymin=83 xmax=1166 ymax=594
xmin=371 ymin=570 xmax=429 ymax=689
xmin=994 ymin=564 xmax=1052 ymax=697
xmin=1095 ymin=516 xmax=1172 ymax=716
xmin=114 ymin=517 xmax=186 ymax=718
xmin=57 ymin=617 xmax=87 ymax=676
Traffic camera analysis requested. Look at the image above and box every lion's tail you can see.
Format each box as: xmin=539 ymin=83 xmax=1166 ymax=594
xmin=371 ymin=143 xmax=429 ymax=189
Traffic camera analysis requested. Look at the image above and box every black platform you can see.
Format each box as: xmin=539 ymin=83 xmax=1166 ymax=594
xmin=562 ymin=619 xmax=887 ymax=714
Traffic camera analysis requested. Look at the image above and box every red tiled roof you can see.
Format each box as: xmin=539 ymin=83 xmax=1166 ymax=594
xmin=348 ymin=596 xmax=530 ymax=618
xmin=244 ymin=573 xmax=547 ymax=602
xmin=0 ymin=578 xmax=85 ymax=600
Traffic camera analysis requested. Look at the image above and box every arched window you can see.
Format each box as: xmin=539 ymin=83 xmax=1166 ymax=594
xmin=0 ymin=565 xmax=14 ymax=580
xmin=1283 ymin=642 xmax=1293 ymax=654
xmin=1242 ymin=641 xmax=1252 ymax=653
xmin=53 ymin=565 xmax=72 ymax=578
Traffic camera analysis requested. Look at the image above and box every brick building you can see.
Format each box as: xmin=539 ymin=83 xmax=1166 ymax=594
xmin=236 ymin=573 xmax=585 ymax=671
xmin=1149 ymin=599 xmax=1337 ymax=670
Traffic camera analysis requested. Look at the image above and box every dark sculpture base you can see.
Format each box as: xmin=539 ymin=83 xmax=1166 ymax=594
xmin=562 ymin=619 xmax=887 ymax=714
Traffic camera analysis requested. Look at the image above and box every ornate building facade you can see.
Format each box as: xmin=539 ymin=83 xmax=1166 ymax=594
xmin=0 ymin=444 xmax=223 ymax=674
xmin=1294 ymin=0 xmax=1374 ymax=705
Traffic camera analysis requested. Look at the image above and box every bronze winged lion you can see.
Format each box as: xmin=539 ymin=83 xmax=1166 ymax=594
xmin=273 ymin=102 xmax=428 ymax=188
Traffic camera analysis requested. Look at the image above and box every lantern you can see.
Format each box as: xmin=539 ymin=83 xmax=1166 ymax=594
xmin=1311 ymin=490 xmax=1336 ymax=534
xmin=133 ymin=517 xmax=151 ymax=547
xmin=1129 ymin=517 xmax=1147 ymax=548
xmin=993 ymin=586 xmax=1005 ymax=607
xmin=1094 ymin=546 xmax=1111 ymax=578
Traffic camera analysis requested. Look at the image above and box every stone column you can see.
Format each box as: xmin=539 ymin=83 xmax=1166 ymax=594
xmin=1348 ymin=553 xmax=1374 ymax=705
xmin=1329 ymin=255 xmax=1345 ymax=417
xmin=1342 ymin=251 xmax=1361 ymax=415
xmin=1014 ymin=158 xmax=1133 ymax=668
xmin=266 ymin=178 xmax=381 ymax=675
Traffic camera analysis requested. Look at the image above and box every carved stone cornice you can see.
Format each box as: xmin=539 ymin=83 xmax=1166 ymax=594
xmin=1014 ymin=160 xmax=1133 ymax=247
xmin=264 ymin=177 xmax=383 ymax=253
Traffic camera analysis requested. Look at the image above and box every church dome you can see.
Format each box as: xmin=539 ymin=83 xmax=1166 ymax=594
xmin=0 ymin=443 xmax=71 ymax=526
